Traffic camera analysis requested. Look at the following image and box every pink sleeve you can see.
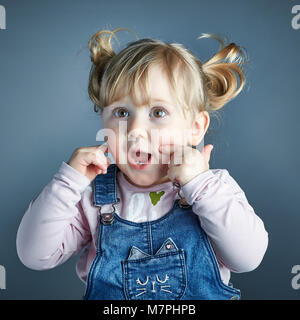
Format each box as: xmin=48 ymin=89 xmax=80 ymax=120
xmin=16 ymin=162 xmax=92 ymax=270
xmin=181 ymin=169 xmax=269 ymax=273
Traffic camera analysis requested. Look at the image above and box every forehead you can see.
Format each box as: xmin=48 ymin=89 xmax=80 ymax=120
xmin=145 ymin=64 xmax=177 ymax=103
xmin=116 ymin=63 xmax=181 ymax=107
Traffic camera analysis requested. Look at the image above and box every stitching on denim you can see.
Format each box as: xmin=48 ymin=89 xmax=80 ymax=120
xmin=178 ymin=250 xmax=187 ymax=299
xmin=83 ymin=215 xmax=103 ymax=299
xmin=125 ymin=250 xmax=183 ymax=263
xmin=160 ymin=285 xmax=172 ymax=294
xmin=156 ymin=274 xmax=169 ymax=283
xmin=135 ymin=276 xmax=149 ymax=297
xmin=136 ymin=276 xmax=149 ymax=286
xmin=148 ymin=223 xmax=153 ymax=255
xmin=128 ymin=246 xmax=150 ymax=260
xmin=155 ymin=237 xmax=178 ymax=256
xmin=135 ymin=288 xmax=146 ymax=297
xmin=124 ymin=250 xmax=185 ymax=299
xmin=122 ymin=261 xmax=130 ymax=300
xmin=134 ymin=275 xmax=174 ymax=296
xmin=151 ymin=281 xmax=156 ymax=293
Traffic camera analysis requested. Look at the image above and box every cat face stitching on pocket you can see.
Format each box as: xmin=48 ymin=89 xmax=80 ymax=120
xmin=135 ymin=273 xmax=173 ymax=297
xmin=123 ymin=237 xmax=186 ymax=299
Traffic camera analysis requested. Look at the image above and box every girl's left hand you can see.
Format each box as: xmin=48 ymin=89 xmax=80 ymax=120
xmin=159 ymin=144 xmax=214 ymax=187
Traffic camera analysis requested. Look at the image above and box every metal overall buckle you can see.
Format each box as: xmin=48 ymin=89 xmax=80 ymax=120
xmin=173 ymin=181 xmax=190 ymax=209
xmin=99 ymin=197 xmax=120 ymax=225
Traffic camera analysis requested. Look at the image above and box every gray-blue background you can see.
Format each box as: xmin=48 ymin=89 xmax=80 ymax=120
xmin=0 ymin=0 xmax=299 ymax=300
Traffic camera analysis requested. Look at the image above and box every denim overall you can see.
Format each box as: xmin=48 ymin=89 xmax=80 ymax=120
xmin=83 ymin=164 xmax=241 ymax=300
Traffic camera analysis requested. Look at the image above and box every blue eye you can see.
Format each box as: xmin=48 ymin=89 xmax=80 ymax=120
xmin=113 ymin=107 xmax=129 ymax=118
xmin=150 ymin=107 xmax=167 ymax=118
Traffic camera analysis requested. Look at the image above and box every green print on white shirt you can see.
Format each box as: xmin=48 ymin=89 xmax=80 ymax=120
xmin=149 ymin=191 xmax=165 ymax=206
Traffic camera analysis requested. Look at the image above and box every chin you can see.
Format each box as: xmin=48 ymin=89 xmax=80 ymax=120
xmin=117 ymin=163 xmax=169 ymax=186
xmin=128 ymin=174 xmax=157 ymax=188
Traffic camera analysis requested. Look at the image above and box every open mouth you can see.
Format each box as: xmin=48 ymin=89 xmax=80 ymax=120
xmin=127 ymin=149 xmax=152 ymax=170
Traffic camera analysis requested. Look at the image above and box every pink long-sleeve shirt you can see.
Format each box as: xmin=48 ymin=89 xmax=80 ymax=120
xmin=16 ymin=162 xmax=268 ymax=286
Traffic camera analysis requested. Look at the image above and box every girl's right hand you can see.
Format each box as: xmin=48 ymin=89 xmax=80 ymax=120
xmin=67 ymin=143 xmax=111 ymax=182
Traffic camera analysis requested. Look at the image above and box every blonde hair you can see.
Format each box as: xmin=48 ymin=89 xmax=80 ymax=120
xmin=88 ymin=27 xmax=248 ymax=119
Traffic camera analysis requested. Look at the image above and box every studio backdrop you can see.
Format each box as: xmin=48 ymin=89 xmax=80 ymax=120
xmin=0 ymin=0 xmax=299 ymax=300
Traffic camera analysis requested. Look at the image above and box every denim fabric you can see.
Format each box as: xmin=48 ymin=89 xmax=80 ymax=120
xmin=83 ymin=164 xmax=241 ymax=300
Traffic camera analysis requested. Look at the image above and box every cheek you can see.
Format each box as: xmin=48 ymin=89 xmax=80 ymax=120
xmin=158 ymin=128 xmax=187 ymax=146
xmin=104 ymin=129 xmax=127 ymax=161
xmin=100 ymin=122 xmax=119 ymax=158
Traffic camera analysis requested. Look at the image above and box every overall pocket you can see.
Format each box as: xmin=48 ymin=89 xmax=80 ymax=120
xmin=122 ymin=238 xmax=187 ymax=300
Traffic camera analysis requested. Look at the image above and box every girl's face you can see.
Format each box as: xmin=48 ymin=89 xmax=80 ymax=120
xmin=101 ymin=64 xmax=196 ymax=188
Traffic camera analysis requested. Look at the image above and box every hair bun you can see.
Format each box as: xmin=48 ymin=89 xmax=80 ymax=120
xmin=199 ymin=33 xmax=248 ymax=110
xmin=89 ymin=29 xmax=118 ymax=65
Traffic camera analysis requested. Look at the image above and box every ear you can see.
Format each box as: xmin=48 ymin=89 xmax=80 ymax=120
xmin=188 ymin=111 xmax=210 ymax=146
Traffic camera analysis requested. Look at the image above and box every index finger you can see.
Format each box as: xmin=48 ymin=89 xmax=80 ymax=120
xmin=97 ymin=142 xmax=109 ymax=154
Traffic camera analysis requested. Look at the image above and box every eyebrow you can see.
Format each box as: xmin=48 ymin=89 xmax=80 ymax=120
xmin=108 ymin=99 xmax=172 ymax=106
xmin=150 ymin=99 xmax=173 ymax=106
xmin=151 ymin=99 xmax=170 ymax=103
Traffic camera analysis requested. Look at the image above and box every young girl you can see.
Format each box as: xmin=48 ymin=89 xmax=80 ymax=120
xmin=16 ymin=28 xmax=268 ymax=300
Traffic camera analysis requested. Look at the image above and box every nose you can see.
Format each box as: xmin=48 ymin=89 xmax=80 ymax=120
xmin=127 ymin=113 xmax=148 ymax=141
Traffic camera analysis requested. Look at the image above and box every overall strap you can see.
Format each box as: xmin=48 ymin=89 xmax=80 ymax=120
xmin=93 ymin=164 xmax=119 ymax=206
xmin=93 ymin=164 xmax=120 ymax=225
